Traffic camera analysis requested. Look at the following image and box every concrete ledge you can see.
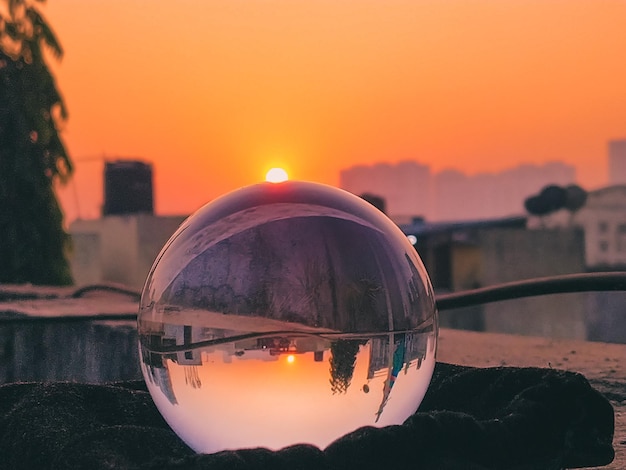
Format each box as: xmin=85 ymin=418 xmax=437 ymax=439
xmin=0 ymin=285 xmax=623 ymax=467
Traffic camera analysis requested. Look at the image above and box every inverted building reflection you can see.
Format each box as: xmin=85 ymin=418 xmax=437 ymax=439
xmin=140 ymin=319 xmax=435 ymax=419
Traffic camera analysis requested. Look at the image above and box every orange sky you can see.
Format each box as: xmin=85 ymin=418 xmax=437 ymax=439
xmin=44 ymin=0 xmax=626 ymax=222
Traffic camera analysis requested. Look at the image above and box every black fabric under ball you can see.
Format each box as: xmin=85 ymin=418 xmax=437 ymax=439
xmin=0 ymin=363 xmax=614 ymax=470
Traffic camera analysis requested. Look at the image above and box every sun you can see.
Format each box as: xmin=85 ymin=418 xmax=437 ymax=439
xmin=265 ymin=167 xmax=289 ymax=183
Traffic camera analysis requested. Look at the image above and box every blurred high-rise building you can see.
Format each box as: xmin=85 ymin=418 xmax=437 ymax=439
xmin=434 ymin=163 xmax=576 ymax=221
xmin=608 ymin=140 xmax=626 ymax=185
xmin=340 ymin=161 xmax=433 ymax=221
xmin=340 ymin=161 xmax=576 ymax=222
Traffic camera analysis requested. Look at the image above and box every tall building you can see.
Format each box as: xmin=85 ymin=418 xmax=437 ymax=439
xmin=341 ymin=160 xmax=576 ymax=222
xmin=435 ymin=162 xmax=576 ymax=221
xmin=609 ymin=140 xmax=626 ymax=185
xmin=340 ymin=161 xmax=433 ymax=221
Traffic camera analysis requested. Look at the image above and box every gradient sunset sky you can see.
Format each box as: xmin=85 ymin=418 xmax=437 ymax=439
xmin=45 ymin=0 xmax=626 ymax=222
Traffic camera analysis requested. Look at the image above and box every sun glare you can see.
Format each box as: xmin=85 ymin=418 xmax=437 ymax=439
xmin=286 ymin=354 xmax=295 ymax=364
xmin=265 ymin=167 xmax=289 ymax=183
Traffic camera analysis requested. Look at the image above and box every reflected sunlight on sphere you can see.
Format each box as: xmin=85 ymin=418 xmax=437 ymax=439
xmin=138 ymin=180 xmax=438 ymax=454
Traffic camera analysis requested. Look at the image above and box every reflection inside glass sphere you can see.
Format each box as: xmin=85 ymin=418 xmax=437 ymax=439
xmin=138 ymin=181 xmax=438 ymax=453
xmin=140 ymin=325 xmax=436 ymax=453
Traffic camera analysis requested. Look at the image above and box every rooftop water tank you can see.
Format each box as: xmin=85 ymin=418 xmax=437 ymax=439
xmin=103 ymin=160 xmax=154 ymax=216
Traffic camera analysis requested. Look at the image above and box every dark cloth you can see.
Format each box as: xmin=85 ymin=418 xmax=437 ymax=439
xmin=0 ymin=363 xmax=614 ymax=470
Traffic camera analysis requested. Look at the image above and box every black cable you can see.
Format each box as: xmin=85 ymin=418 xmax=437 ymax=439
xmin=70 ymin=284 xmax=141 ymax=301
xmin=435 ymin=271 xmax=626 ymax=311
xmin=2 ymin=272 xmax=626 ymax=324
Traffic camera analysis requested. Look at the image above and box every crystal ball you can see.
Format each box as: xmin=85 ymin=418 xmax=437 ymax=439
xmin=138 ymin=181 xmax=438 ymax=454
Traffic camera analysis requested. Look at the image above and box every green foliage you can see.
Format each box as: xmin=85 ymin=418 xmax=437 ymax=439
xmin=0 ymin=0 xmax=73 ymax=285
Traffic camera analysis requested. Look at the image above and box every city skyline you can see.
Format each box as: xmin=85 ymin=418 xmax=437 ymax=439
xmin=341 ymin=159 xmax=577 ymax=221
xmin=43 ymin=1 xmax=626 ymax=224
xmin=61 ymin=156 xmax=591 ymax=224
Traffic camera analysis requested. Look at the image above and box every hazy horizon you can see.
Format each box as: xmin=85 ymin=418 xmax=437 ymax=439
xmin=43 ymin=1 xmax=626 ymax=222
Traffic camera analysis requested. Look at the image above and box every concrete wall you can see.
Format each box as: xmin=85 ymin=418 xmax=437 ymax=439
xmin=439 ymin=244 xmax=485 ymax=332
xmin=0 ymin=321 xmax=141 ymax=384
xmin=586 ymin=292 xmax=626 ymax=344
xmin=69 ymin=229 xmax=101 ymax=286
xmin=451 ymin=244 xmax=483 ymax=291
xmin=529 ymin=185 xmax=626 ymax=269
xmin=478 ymin=228 xmax=588 ymax=339
xmin=69 ymin=214 xmax=187 ymax=289
xmin=100 ymin=216 xmax=141 ymax=286
xmin=136 ymin=215 xmax=188 ymax=288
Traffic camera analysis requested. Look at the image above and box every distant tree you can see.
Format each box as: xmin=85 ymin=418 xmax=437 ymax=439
xmin=524 ymin=184 xmax=587 ymax=227
xmin=359 ymin=193 xmax=386 ymax=214
xmin=0 ymin=0 xmax=73 ymax=285
xmin=563 ymin=184 xmax=587 ymax=219
xmin=538 ymin=185 xmax=567 ymax=213
xmin=524 ymin=184 xmax=565 ymax=216
xmin=524 ymin=195 xmax=551 ymax=217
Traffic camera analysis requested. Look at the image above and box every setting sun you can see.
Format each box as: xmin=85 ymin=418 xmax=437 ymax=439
xmin=45 ymin=0 xmax=626 ymax=224
xmin=265 ymin=168 xmax=289 ymax=183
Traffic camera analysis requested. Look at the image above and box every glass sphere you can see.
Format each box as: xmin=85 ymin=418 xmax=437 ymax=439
xmin=138 ymin=181 xmax=438 ymax=454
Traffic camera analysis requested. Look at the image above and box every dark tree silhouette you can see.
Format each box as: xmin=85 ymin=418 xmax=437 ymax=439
xmin=359 ymin=193 xmax=386 ymax=214
xmin=0 ymin=0 xmax=73 ymax=285
xmin=564 ymin=184 xmax=587 ymax=213
xmin=524 ymin=195 xmax=551 ymax=217
xmin=329 ymin=339 xmax=361 ymax=394
xmin=524 ymin=184 xmax=587 ymax=227
xmin=538 ymin=185 xmax=567 ymax=213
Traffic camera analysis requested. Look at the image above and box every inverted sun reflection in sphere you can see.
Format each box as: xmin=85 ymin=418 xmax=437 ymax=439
xmin=138 ymin=181 xmax=438 ymax=454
